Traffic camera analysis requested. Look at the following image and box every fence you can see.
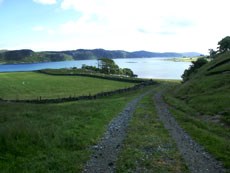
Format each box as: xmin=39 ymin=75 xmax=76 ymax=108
xmin=1 ymin=80 xmax=157 ymax=104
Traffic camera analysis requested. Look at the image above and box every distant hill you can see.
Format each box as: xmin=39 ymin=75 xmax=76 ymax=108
xmin=181 ymin=52 xmax=203 ymax=57
xmin=0 ymin=48 xmax=201 ymax=64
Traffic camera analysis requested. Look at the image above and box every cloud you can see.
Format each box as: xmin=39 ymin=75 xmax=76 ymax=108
xmin=32 ymin=26 xmax=45 ymax=31
xmin=32 ymin=25 xmax=56 ymax=36
xmin=59 ymin=0 xmax=198 ymax=35
xmin=137 ymin=28 xmax=150 ymax=34
xmin=33 ymin=0 xmax=56 ymax=5
xmin=27 ymin=0 xmax=230 ymax=53
xmin=157 ymin=31 xmax=176 ymax=36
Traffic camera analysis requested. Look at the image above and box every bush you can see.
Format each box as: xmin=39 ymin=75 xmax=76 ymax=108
xmin=182 ymin=58 xmax=208 ymax=82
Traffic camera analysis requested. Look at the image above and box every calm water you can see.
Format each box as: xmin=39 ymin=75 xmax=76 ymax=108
xmin=0 ymin=58 xmax=191 ymax=79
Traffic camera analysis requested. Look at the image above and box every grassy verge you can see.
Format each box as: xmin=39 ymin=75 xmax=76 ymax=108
xmin=116 ymin=89 xmax=188 ymax=173
xmin=0 ymin=87 xmax=152 ymax=172
xmin=0 ymin=72 xmax=136 ymax=100
xmin=164 ymin=88 xmax=230 ymax=169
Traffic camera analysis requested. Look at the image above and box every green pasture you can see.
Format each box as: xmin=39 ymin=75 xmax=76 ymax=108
xmin=0 ymin=87 xmax=152 ymax=172
xmin=0 ymin=72 xmax=136 ymax=100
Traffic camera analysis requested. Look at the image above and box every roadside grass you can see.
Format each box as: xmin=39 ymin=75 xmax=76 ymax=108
xmin=164 ymin=92 xmax=230 ymax=169
xmin=162 ymin=53 xmax=230 ymax=170
xmin=0 ymin=72 xmax=136 ymax=100
xmin=116 ymin=90 xmax=188 ymax=173
xmin=175 ymin=74 xmax=230 ymax=117
xmin=0 ymin=87 xmax=152 ymax=172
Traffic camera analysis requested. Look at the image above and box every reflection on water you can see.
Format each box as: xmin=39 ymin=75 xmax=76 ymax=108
xmin=114 ymin=58 xmax=191 ymax=79
xmin=126 ymin=61 xmax=137 ymax=63
xmin=0 ymin=58 xmax=191 ymax=79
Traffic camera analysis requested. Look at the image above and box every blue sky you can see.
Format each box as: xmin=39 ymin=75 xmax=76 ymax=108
xmin=0 ymin=0 xmax=229 ymax=54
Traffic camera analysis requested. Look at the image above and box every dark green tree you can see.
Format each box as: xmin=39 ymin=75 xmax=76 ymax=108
xmin=218 ymin=36 xmax=230 ymax=53
xmin=122 ymin=68 xmax=134 ymax=77
xmin=98 ymin=58 xmax=119 ymax=74
xmin=208 ymin=49 xmax=217 ymax=58
xmin=182 ymin=58 xmax=208 ymax=82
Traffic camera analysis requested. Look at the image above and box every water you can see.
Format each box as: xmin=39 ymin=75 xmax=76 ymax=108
xmin=0 ymin=58 xmax=191 ymax=79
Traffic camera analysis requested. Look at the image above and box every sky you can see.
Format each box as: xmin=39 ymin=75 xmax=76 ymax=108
xmin=0 ymin=0 xmax=229 ymax=54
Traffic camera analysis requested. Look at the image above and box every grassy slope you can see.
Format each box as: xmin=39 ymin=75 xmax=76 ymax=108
xmin=173 ymin=51 xmax=230 ymax=116
xmin=164 ymin=52 xmax=230 ymax=169
xmin=0 ymin=72 xmax=136 ymax=100
xmin=0 ymin=87 xmax=151 ymax=172
xmin=116 ymin=89 xmax=188 ymax=173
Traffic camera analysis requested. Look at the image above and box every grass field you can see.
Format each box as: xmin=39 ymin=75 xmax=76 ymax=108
xmin=0 ymin=52 xmax=229 ymax=173
xmin=0 ymin=72 xmax=136 ymax=100
xmin=116 ymin=90 xmax=188 ymax=173
xmin=0 ymin=87 xmax=152 ymax=172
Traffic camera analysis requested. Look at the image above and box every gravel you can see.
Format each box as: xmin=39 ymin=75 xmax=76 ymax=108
xmin=154 ymin=92 xmax=226 ymax=173
xmin=83 ymin=91 xmax=152 ymax=173
xmin=82 ymin=90 xmax=226 ymax=173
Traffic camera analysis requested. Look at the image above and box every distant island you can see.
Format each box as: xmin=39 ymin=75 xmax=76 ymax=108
xmin=0 ymin=48 xmax=202 ymax=64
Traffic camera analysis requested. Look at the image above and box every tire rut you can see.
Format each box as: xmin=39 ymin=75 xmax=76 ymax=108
xmin=83 ymin=90 xmax=152 ymax=173
xmin=154 ymin=91 xmax=226 ymax=173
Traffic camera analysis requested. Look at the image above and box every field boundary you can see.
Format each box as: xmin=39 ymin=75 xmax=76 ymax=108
xmin=0 ymin=81 xmax=156 ymax=104
xmin=38 ymin=70 xmax=149 ymax=83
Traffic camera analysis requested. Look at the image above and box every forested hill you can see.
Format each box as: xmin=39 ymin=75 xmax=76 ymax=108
xmin=0 ymin=48 xmax=201 ymax=64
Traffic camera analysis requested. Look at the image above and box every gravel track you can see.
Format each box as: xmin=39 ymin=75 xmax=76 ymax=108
xmin=83 ymin=89 xmax=226 ymax=173
xmin=154 ymin=92 xmax=226 ymax=173
xmin=83 ymin=90 xmax=152 ymax=173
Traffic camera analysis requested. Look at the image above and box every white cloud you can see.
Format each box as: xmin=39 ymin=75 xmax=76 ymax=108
xmin=27 ymin=0 xmax=230 ymax=53
xmin=32 ymin=26 xmax=45 ymax=31
xmin=33 ymin=0 xmax=56 ymax=5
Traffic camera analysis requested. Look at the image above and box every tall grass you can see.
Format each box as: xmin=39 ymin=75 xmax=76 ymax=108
xmin=0 ymin=87 xmax=151 ymax=172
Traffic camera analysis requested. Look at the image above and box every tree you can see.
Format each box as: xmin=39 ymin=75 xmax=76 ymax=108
xmin=208 ymin=48 xmax=217 ymax=58
xmin=182 ymin=58 xmax=208 ymax=82
xmin=98 ymin=58 xmax=119 ymax=74
xmin=218 ymin=36 xmax=230 ymax=53
xmin=122 ymin=68 xmax=134 ymax=77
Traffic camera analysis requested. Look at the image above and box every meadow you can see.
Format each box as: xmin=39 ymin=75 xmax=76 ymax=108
xmin=0 ymin=50 xmax=229 ymax=172
xmin=0 ymin=71 xmax=154 ymax=172
xmin=0 ymin=85 xmax=152 ymax=172
xmin=0 ymin=72 xmax=136 ymax=100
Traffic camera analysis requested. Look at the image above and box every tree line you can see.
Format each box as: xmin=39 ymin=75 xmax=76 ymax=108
xmin=81 ymin=58 xmax=137 ymax=77
xmin=208 ymin=36 xmax=230 ymax=58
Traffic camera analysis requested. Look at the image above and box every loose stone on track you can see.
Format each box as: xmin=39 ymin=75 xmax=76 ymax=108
xmin=154 ymin=92 xmax=225 ymax=173
xmin=83 ymin=91 xmax=152 ymax=173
